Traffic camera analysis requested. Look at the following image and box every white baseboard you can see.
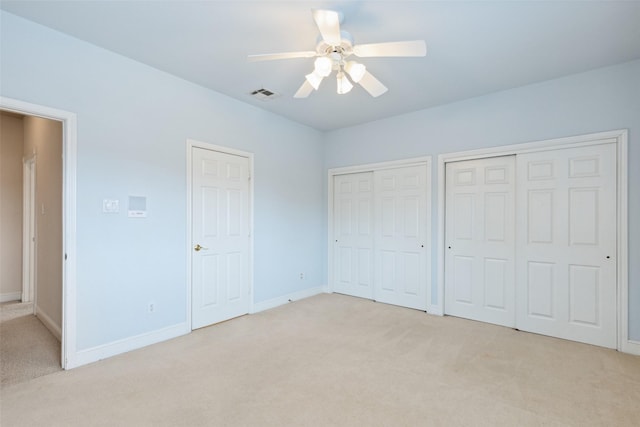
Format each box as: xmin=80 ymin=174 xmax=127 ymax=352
xmin=67 ymin=322 xmax=190 ymax=369
xmin=35 ymin=304 xmax=62 ymax=341
xmin=66 ymin=287 xmax=327 ymax=369
xmin=622 ymin=339 xmax=640 ymax=356
xmin=0 ymin=291 xmax=22 ymax=303
xmin=251 ymin=286 xmax=327 ymax=314
xmin=428 ymin=304 xmax=444 ymax=316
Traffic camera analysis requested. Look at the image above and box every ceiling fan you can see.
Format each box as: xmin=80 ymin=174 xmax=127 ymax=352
xmin=248 ymin=9 xmax=427 ymax=98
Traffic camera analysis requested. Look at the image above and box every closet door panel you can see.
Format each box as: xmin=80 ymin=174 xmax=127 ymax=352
xmin=516 ymin=143 xmax=617 ymax=348
xmin=333 ymin=172 xmax=375 ymax=299
xmin=444 ymin=156 xmax=516 ymax=327
xmin=374 ymin=165 xmax=428 ymax=310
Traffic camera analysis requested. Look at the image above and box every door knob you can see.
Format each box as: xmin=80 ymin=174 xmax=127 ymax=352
xmin=194 ymin=244 xmax=208 ymax=252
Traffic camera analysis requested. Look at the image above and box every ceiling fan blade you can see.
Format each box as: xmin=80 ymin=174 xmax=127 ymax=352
xmin=247 ymin=51 xmax=317 ymax=62
xmin=312 ymin=9 xmax=342 ymax=46
xmin=294 ymin=80 xmax=314 ymax=98
xmin=353 ymin=40 xmax=427 ymax=57
xmin=358 ymin=71 xmax=388 ymax=97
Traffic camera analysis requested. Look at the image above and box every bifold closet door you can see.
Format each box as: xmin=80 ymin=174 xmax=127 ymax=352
xmin=444 ymin=156 xmax=516 ymax=327
xmin=333 ymin=172 xmax=375 ymax=300
xmin=374 ymin=165 xmax=428 ymax=311
xmin=516 ymin=143 xmax=617 ymax=348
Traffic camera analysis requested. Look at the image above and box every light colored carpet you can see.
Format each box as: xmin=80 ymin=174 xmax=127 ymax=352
xmin=1 ymin=301 xmax=62 ymax=388
xmin=1 ymin=301 xmax=33 ymax=323
xmin=1 ymin=293 xmax=639 ymax=426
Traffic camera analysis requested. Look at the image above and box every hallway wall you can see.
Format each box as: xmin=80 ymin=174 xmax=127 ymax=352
xmin=23 ymin=116 xmax=63 ymax=337
xmin=0 ymin=112 xmax=24 ymax=302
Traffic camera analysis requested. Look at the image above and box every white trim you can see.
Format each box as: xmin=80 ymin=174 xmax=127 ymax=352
xmin=621 ymin=340 xmax=640 ymax=356
xmin=329 ymin=156 xmax=432 ymax=176
xmin=0 ymin=96 xmax=77 ymax=370
xmin=437 ymin=130 xmax=621 ymax=163
xmin=68 ymin=323 xmax=189 ymax=369
xmin=251 ymin=286 xmax=327 ymax=314
xmin=185 ymin=143 xmax=193 ymax=332
xmin=436 ymin=129 xmax=630 ymax=352
xmin=327 ymin=170 xmax=335 ymax=294
xmin=35 ymin=304 xmax=61 ymax=341
xmin=185 ymin=139 xmax=255 ymax=329
xmin=22 ymin=155 xmax=36 ymax=303
xmin=327 ymin=156 xmax=432 ymax=311
xmin=616 ymin=131 xmax=631 ymax=355
xmin=0 ymin=292 xmax=22 ymax=303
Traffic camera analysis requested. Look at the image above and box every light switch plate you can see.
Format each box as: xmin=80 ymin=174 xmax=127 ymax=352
xmin=102 ymin=199 xmax=119 ymax=213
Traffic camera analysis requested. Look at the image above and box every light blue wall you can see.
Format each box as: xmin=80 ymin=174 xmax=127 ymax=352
xmin=1 ymin=12 xmax=325 ymax=350
xmin=325 ymin=59 xmax=640 ymax=341
xmin=3 ymin=9 xmax=638 ymax=353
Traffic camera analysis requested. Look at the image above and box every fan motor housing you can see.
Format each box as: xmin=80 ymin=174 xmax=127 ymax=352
xmin=316 ymin=30 xmax=354 ymax=59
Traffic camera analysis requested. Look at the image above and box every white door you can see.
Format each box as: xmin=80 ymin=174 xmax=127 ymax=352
xmin=374 ymin=165 xmax=428 ymax=310
xmin=333 ymin=172 xmax=375 ymax=299
xmin=191 ymin=147 xmax=250 ymax=329
xmin=516 ymin=143 xmax=617 ymax=348
xmin=444 ymin=156 xmax=516 ymax=327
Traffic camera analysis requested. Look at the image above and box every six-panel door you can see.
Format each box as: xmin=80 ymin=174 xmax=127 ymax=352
xmin=444 ymin=156 xmax=516 ymax=327
xmin=516 ymin=144 xmax=617 ymax=348
xmin=333 ymin=172 xmax=375 ymax=300
xmin=320 ymin=143 xmax=616 ymax=348
xmin=332 ymin=165 xmax=429 ymax=310
xmin=374 ymin=166 xmax=429 ymax=310
xmin=191 ymin=147 xmax=250 ymax=329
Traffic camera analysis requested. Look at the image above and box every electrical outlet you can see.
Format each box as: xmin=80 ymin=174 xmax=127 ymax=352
xmin=299 ymin=273 xmax=304 ymax=280
xmin=148 ymin=302 xmax=155 ymax=313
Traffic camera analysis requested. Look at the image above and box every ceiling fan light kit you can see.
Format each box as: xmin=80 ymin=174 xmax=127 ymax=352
xmin=314 ymin=56 xmax=333 ymax=77
xmin=305 ymin=71 xmax=323 ymax=90
xmin=345 ymin=61 xmax=366 ymax=83
xmin=248 ymin=9 xmax=426 ymax=99
xmin=336 ymin=71 xmax=353 ymax=95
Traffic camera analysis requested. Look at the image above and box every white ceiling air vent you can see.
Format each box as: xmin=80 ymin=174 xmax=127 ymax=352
xmin=249 ymin=88 xmax=280 ymax=101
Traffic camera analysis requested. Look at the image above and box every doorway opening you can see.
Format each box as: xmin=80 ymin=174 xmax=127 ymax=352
xmin=0 ymin=96 xmax=78 ymax=370
xmin=0 ymin=110 xmax=62 ymax=385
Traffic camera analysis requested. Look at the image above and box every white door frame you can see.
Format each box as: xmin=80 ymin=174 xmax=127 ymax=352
xmin=1 ymin=96 xmax=78 ymax=369
xmin=328 ymin=156 xmax=432 ymax=310
xmin=185 ymin=139 xmax=254 ymax=331
xmin=22 ymin=154 xmax=36 ymax=308
xmin=436 ymin=129 xmax=634 ymax=354
xmin=22 ymin=154 xmax=36 ymax=306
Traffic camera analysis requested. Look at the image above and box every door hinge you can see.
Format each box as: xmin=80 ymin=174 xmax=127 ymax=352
xmin=64 ymin=253 xmax=68 ymax=260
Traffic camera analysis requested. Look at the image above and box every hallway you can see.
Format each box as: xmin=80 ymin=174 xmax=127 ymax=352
xmin=1 ymin=301 xmax=61 ymax=387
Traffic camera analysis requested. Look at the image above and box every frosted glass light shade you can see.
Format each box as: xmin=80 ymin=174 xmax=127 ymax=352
xmin=314 ymin=56 xmax=333 ymax=77
xmin=336 ymin=72 xmax=353 ymax=94
xmin=305 ymin=71 xmax=324 ymax=90
xmin=345 ymin=61 xmax=366 ymax=83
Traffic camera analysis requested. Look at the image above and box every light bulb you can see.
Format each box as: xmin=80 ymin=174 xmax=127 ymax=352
xmin=336 ymin=72 xmax=353 ymax=95
xmin=314 ymin=57 xmax=333 ymax=77
xmin=305 ymin=71 xmax=324 ymax=90
xmin=345 ymin=61 xmax=366 ymax=83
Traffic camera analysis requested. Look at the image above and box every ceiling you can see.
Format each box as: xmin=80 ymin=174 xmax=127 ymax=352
xmin=2 ymin=1 xmax=640 ymax=131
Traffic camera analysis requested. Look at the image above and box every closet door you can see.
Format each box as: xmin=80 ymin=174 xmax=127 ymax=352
xmin=374 ymin=165 xmax=428 ymax=310
xmin=333 ymin=172 xmax=375 ymax=299
xmin=516 ymin=143 xmax=617 ymax=348
xmin=444 ymin=156 xmax=516 ymax=327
